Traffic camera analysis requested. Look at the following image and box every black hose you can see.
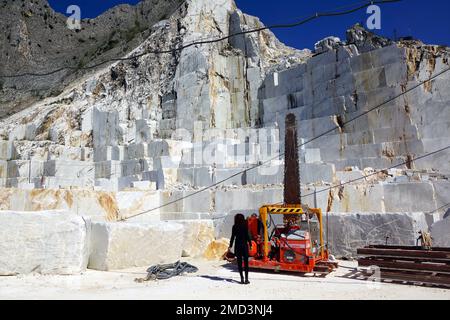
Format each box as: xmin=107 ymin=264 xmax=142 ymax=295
xmin=135 ymin=261 xmax=198 ymax=282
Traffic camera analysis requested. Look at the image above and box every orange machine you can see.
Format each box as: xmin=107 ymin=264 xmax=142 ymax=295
xmin=246 ymin=205 xmax=338 ymax=275
xmin=240 ymin=113 xmax=338 ymax=275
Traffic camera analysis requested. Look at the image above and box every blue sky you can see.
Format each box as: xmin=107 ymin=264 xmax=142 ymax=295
xmin=48 ymin=0 xmax=450 ymax=49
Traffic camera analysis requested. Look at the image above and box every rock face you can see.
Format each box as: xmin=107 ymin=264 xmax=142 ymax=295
xmin=0 ymin=210 xmax=90 ymax=275
xmin=88 ymin=221 xmax=184 ymax=270
xmin=430 ymin=217 xmax=450 ymax=247
xmin=327 ymin=212 xmax=428 ymax=258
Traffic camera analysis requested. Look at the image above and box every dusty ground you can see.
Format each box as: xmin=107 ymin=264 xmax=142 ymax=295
xmin=0 ymin=260 xmax=449 ymax=300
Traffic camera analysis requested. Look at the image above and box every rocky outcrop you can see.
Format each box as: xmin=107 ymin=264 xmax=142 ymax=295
xmin=0 ymin=0 xmax=185 ymax=118
xmin=0 ymin=210 xmax=90 ymax=275
xmin=346 ymin=23 xmax=393 ymax=53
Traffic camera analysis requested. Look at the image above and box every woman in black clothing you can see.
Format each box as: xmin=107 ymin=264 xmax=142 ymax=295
xmin=229 ymin=213 xmax=252 ymax=284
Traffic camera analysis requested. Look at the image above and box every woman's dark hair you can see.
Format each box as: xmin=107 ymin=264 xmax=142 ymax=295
xmin=234 ymin=213 xmax=246 ymax=227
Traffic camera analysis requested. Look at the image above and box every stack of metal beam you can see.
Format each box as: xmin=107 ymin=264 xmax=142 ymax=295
xmin=356 ymin=245 xmax=450 ymax=288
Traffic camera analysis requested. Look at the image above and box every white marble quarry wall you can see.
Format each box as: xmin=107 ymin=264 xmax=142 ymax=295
xmin=261 ymin=43 xmax=450 ymax=173
xmin=2 ymin=0 xmax=450 ymax=276
xmin=0 ymin=0 xmax=448 ymax=255
xmin=171 ymin=0 xmax=309 ymax=134
xmin=3 ymin=24 xmax=448 ymax=196
xmin=174 ymin=49 xmax=254 ymax=132
xmin=174 ymin=0 xmax=244 ymax=132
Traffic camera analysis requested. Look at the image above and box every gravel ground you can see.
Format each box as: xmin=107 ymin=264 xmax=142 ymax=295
xmin=0 ymin=260 xmax=449 ymax=300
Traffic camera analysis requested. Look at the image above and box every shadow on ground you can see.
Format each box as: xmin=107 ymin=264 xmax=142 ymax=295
xmin=198 ymin=275 xmax=241 ymax=284
xmin=217 ymin=262 xmax=368 ymax=285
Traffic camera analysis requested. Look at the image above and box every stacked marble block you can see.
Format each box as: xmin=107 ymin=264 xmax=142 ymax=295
xmin=1 ymin=118 xmax=96 ymax=188
xmin=1 ymin=119 xmax=288 ymax=191
xmin=260 ymin=44 xmax=450 ymax=174
xmin=0 ymin=140 xmax=10 ymax=187
xmin=0 ymin=209 xmax=216 ymax=274
xmin=2 ymin=149 xmax=95 ymax=190
xmin=0 ymin=108 xmax=183 ymax=191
